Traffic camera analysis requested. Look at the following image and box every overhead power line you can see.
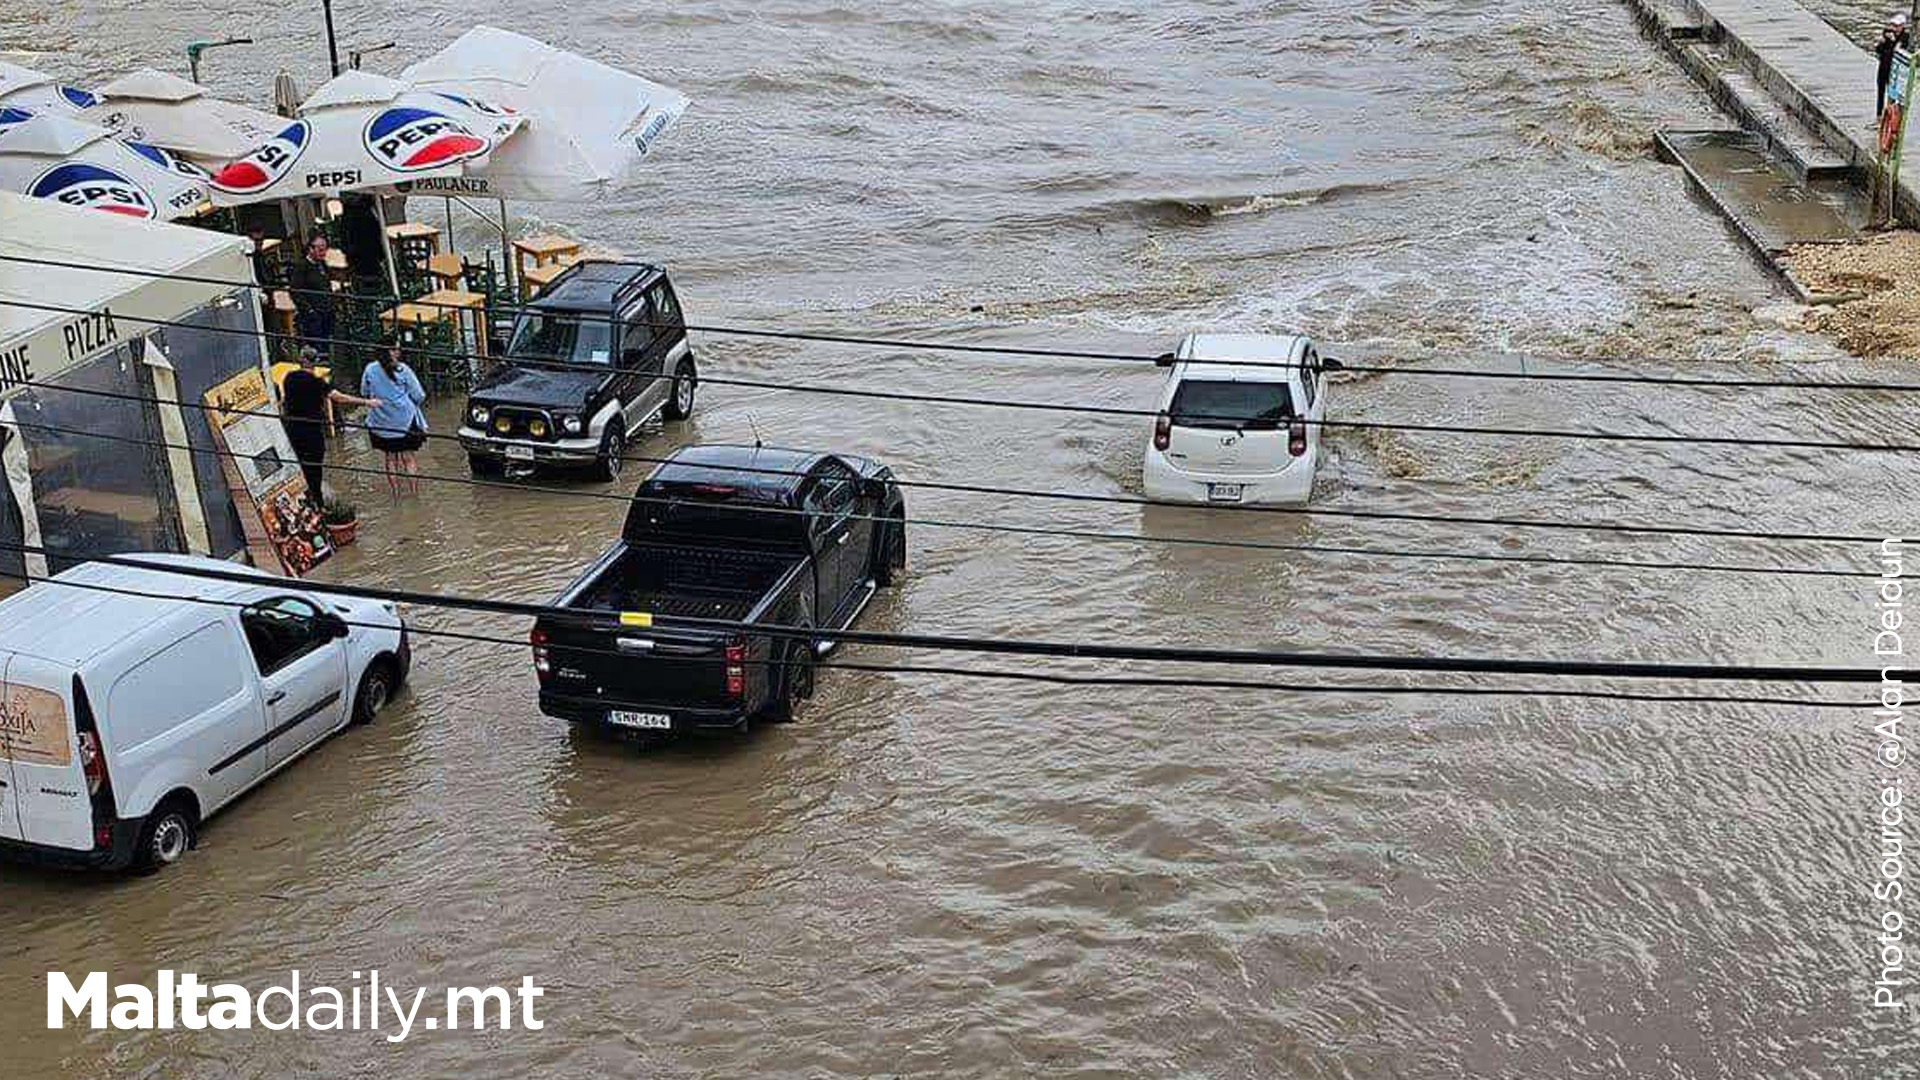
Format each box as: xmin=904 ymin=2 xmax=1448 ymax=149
xmin=0 ymin=563 xmax=1866 ymax=710
xmin=0 ymin=542 xmax=1884 ymax=684
xmin=0 ymin=413 xmax=1874 ymax=581
xmin=1 ymin=294 xmax=1919 ymax=454
xmin=6 ymin=369 xmax=1898 ymax=547
xmin=8 ymin=251 xmax=1920 ymax=392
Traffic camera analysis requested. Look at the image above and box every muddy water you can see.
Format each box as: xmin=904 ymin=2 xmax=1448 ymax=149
xmin=2 ymin=1 xmax=1917 ymax=1076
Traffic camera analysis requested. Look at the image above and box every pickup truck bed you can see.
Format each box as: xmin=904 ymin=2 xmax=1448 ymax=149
xmin=569 ymin=544 xmax=796 ymax=623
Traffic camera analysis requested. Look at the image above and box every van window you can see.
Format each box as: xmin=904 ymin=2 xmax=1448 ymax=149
xmin=1170 ymin=380 xmax=1294 ymax=430
xmin=109 ymin=622 xmax=247 ymax=752
xmin=241 ymin=597 xmax=331 ymax=676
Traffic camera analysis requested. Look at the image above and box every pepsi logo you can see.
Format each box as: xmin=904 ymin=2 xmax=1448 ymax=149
xmin=210 ymin=120 xmax=310 ymax=194
xmin=363 ymin=107 xmax=489 ymax=173
xmin=0 ymin=106 xmax=31 ymax=129
xmin=433 ymin=92 xmax=516 ymax=118
xmin=28 ymin=163 xmax=156 ymax=218
xmin=128 ymin=141 xmax=211 ymax=180
xmin=58 ymin=86 xmax=99 ymax=110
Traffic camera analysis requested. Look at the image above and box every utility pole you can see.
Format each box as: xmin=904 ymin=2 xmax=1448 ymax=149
xmin=321 ymin=0 xmax=342 ymax=76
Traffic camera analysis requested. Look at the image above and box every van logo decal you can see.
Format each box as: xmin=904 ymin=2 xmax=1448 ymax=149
xmin=0 ymin=682 xmax=71 ymax=767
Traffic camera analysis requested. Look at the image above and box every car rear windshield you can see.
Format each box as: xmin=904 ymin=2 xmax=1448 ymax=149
xmin=1169 ymin=380 xmax=1294 ymax=430
xmin=507 ymin=312 xmax=613 ymax=365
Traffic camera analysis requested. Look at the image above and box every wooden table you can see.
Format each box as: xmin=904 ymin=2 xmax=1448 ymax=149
xmin=384 ymin=221 xmax=443 ymax=250
xmin=521 ymin=262 xmax=570 ymax=298
xmin=382 ymin=289 xmax=490 ymax=362
xmin=426 ymin=252 xmax=467 ymax=291
xmin=37 ymin=487 xmax=162 ymax=524
xmin=513 ymin=234 xmax=582 ymax=297
xmin=267 ymin=289 xmax=297 ymax=342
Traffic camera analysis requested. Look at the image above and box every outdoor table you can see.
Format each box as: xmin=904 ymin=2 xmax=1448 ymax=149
xmin=427 ymin=253 xmax=466 ymax=291
xmin=513 ymin=234 xmax=582 ymax=297
xmin=522 ymin=262 xmax=569 ymax=298
xmin=267 ymin=289 xmax=297 ymax=344
xmin=384 ymin=221 xmax=442 ymax=253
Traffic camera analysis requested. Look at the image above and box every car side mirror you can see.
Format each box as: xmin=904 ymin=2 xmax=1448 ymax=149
xmin=1322 ymin=356 xmax=1346 ymax=372
xmin=1153 ymin=352 xmax=1176 ymax=367
xmin=323 ymin=613 xmax=350 ymax=640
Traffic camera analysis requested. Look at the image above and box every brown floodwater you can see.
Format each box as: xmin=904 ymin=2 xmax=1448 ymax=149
xmin=1 ymin=1 xmax=1916 ymax=1076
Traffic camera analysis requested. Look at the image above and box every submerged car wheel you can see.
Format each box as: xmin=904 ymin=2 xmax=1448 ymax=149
xmin=596 ymin=426 xmax=626 ymax=482
xmin=766 ymin=642 xmax=816 ymax=723
xmin=136 ymin=802 xmax=195 ymax=871
xmin=663 ymin=359 xmax=697 ymax=420
xmin=874 ymin=515 xmax=906 ymax=587
xmin=353 ymin=659 xmax=395 ymax=725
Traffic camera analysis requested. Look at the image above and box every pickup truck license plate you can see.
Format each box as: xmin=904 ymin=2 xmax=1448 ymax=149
xmin=608 ymin=710 xmax=672 ymax=730
xmin=506 ymin=446 xmax=535 ymax=463
xmin=1207 ymin=483 xmax=1244 ymax=502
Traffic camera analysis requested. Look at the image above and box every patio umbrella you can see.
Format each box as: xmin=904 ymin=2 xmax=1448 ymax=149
xmin=0 ymin=60 xmax=99 ymax=116
xmin=207 ymin=69 xmax=523 ymax=205
xmin=0 ymin=112 xmax=209 ymax=220
xmin=398 ymin=25 xmax=688 ymax=201
xmin=91 ymin=68 xmax=286 ymax=165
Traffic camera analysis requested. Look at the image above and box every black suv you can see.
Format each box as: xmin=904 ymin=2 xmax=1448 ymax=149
xmin=460 ymin=261 xmax=697 ymax=480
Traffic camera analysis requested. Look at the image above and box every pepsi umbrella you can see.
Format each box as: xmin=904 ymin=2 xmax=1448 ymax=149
xmin=91 ymin=68 xmax=287 ymax=165
xmin=0 ymin=60 xmax=100 ymax=117
xmin=206 ymin=69 xmax=523 ymax=206
xmin=398 ymin=25 xmax=688 ymax=202
xmin=0 ymin=112 xmax=210 ymax=221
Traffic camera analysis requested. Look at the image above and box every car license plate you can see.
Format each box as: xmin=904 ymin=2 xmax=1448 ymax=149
xmin=608 ymin=710 xmax=672 ymax=730
xmin=506 ymin=446 xmax=535 ymax=462
xmin=1207 ymin=483 xmax=1244 ymax=502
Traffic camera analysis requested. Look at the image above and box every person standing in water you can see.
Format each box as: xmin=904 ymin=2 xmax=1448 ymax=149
xmin=360 ymin=343 xmax=429 ymax=497
xmin=281 ymin=346 xmax=385 ymax=505
xmin=1879 ymin=13 xmax=1911 ymax=117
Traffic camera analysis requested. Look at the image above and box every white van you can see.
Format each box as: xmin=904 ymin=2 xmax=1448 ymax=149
xmin=1142 ymin=333 xmax=1338 ymax=505
xmin=0 ymin=554 xmax=408 ymax=871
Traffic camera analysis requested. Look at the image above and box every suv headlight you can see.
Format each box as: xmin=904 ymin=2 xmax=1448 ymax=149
xmin=561 ymin=414 xmax=584 ymax=435
xmin=469 ymin=405 xmax=491 ymax=426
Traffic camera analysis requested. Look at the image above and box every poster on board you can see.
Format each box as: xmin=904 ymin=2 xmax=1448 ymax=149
xmin=202 ymin=368 xmax=331 ymax=576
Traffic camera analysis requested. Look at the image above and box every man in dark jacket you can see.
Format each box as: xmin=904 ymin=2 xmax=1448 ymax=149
xmin=289 ymin=234 xmax=337 ymax=359
xmin=1879 ymin=14 xmax=1911 ymax=117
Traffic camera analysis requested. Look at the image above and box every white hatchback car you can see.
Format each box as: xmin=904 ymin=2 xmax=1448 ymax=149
xmin=1142 ymin=333 xmax=1336 ymax=506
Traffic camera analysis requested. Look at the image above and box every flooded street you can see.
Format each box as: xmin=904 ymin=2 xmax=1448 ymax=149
xmin=3 ymin=0 xmax=1917 ymax=1075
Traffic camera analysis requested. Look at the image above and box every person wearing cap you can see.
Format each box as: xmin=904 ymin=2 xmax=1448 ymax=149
xmin=281 ymin=346 xmax=384 ymax=505
xmin=1879 ymin=14 xmax=1912 ymax=117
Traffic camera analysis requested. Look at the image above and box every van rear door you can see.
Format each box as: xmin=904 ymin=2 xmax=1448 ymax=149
xmin=1 ymin=652 xmax=91 ymax=851
xmin=1165 ymin=378 xmax=1295 ymax=475
xmin=0 ymin=652 xmax=20 ymax=841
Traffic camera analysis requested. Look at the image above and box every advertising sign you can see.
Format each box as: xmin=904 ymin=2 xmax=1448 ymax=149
xmin=0 ymin=680 xmax=70 ymax=767
xmin=203 ymin=368 xmax=331 ymax=575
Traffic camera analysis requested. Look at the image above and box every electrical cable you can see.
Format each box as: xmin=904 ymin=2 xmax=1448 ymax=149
xmin=3 ymin=294 xmax=1919 ymax=453
xmin=9 ymin=251 xmax=1920 ymax=392
xmin=0 ymin=413 xmax=1878 ymax=581
xmin=0 ymin=564 xmax=1867 ymax=709
xmin=0 ymin=541 xmax=1884 ymax=684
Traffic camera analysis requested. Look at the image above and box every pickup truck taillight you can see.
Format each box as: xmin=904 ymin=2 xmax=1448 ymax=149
xmin=1153 ymin=414 xmax=1171 ymax=452
xmin=531 ymin=627 xmax=551 ymax=677
xmin=1288 ymin=418 xmax=1308 ymax=458
xmin=79 ymin=731 xmax=105 ymax=796
xmin=725 ymin=642 xmax=746 ymax=698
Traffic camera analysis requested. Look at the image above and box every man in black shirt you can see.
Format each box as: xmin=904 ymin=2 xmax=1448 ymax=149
xmin=288 ymin=235 xmax=337 ymax=360
xmin=281 ymin=346 xmax=386 ymax=504
xmin=1879 ymin=14 xmax=1911 ymax=117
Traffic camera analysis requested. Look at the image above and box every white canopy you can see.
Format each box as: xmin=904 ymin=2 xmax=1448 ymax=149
xmin=207 ymin=69 xmax=524 ymax=205
xmin=399 ymin=26 xmax=688 ymax=201
xmin=0 ymin=113 xmax=210 ymax=221
xmin=91 ymin=68 xmax=287 ymax=164
xmin=0 ymin=189 xmax=253 ymax=399
xmin=0 ymin=60 xmax=99 ymax=116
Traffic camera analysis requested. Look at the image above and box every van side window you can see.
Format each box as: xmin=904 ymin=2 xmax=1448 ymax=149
xmin=648 ymin=283 xmax=682 ymax=330
xmin=241 ymin=597 xmax=331 ymax=676
xmin=620 ymin=305 xmax=655 ymax=366
xmin=110 ymin=623 xmax=247 ymax=751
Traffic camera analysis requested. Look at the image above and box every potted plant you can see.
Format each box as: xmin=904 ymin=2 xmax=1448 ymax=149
xmin=321 ymin=499 xmax=359 ymax=547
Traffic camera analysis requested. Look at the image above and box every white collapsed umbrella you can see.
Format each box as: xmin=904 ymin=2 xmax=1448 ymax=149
xmin=398 ymin=25 xmax=688 ymax=201
xmin=0 ymin=112 xmax=209 ymax=220
xmin=207 ymin=69 xmax=523 ymax=205
xmin=91 ymin=68 xmax=286 ymax=165
xmin=0 ymin=60 xmax=100 ymax=116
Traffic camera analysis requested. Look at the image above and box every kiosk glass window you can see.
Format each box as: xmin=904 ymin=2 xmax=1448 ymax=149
xmin=153 ymin=297 xmax=257 ymax=558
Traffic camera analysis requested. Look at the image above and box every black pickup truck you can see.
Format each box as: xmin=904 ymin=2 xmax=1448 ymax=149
xmin=532 ymin=445 xmax=908 ymax=736
xmin=460 ymin=260 xmax=697 ymax=480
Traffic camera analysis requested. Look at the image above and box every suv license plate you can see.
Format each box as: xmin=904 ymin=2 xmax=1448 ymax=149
xmin=1207 ymin=483 xmax=1244 ymax=502
xmin=506 ymin=446 xmax=535 ymax=462
xmin=608 ymin=710 xmax=672 ymax=730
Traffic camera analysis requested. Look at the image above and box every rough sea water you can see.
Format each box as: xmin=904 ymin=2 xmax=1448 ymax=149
xmin=1 ymin=1 xmax=1916 ymax=1076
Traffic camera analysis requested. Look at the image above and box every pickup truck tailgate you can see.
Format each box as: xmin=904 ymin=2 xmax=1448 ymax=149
xmin=541 ymin=617 xmax=741 ymax=710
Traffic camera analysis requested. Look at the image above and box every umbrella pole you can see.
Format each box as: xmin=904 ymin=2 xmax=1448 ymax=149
xmin=372 ymin=195 xmax=403 ymax=298
xmin=498 ymin=197 xmax=513 ymax=297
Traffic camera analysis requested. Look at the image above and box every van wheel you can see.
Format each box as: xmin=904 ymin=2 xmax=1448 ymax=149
xmin=135 ymin=802 xmax=195 ymax=872
xmin=353 ymin=659 xmax=396 ymax=725
xmin=595 ymin=426 xmax=626 ymax=482
xmin=662 ymin=359 xmax=697 ymax=420
xmin=873 ymin=516 xmax=906 ymax=587
xmin=766 ymin=643 xmax=816 ymax=723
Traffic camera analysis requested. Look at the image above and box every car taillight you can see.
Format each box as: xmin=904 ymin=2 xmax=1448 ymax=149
xmin=1288 ymin=418 xmax=1307 ymax=458
xmin=94 ymin=823 xmax=113 ymax=850
xmin=531 ymin=627 xmax=550 ymax=677
xmin=1153 ymin=414 xmax=1171 ymax=452
xmin=79 ymin=731 xmax=105 ymax=796
xmin=725 ymin=642 xmax=746 ymax=698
